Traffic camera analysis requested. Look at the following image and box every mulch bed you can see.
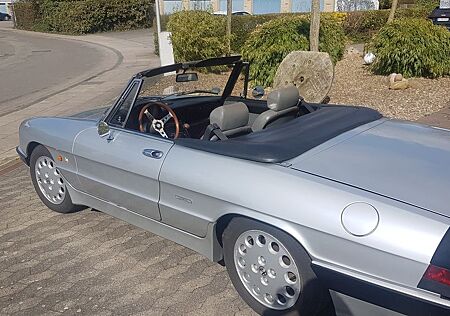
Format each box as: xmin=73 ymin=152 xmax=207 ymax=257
xmin=329 ymin=51 xmax=450 ymax=121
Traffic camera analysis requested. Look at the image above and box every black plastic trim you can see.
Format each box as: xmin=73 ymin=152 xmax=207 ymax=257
xmin=16 ymin=147 xmax=28 ymax=166
xmin=418 ymin=278 xmax=450 ymax=301
xmin=430 ymin=228 xmax=450 ymax=271
xmin=312 ymin=264 xmax=450 ymax=316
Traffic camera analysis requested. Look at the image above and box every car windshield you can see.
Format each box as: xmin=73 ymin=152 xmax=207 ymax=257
xmin=138 ymin=66 xmax=240 ymax=100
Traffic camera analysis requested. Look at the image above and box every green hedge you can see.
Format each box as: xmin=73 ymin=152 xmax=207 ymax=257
xmin=369 ymin=18 xmax=450 ymax=77
xmin=242 ymin=15 xmax=346 ymax=87
xmin=14 ymin=0 xmax=154 ymax=35
xmin=167 ymin=10 xmax=229 ymax=62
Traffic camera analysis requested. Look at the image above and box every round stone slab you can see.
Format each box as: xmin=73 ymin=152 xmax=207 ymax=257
xmin=273 ymin=51 xmax=334 ymax=103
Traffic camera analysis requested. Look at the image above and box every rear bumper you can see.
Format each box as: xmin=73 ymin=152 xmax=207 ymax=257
xmin=313 ymin=264 xmax=450 ymax=316
xmin=16 ymin=146 xmax=28 ymax=166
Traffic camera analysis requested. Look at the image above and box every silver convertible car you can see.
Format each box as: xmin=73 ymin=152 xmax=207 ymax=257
xmin=17 ymin=56 xmax=450 ymax=315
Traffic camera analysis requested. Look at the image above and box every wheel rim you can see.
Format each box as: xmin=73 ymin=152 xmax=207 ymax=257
xmin=234 ymin=230 xmax=301 ymax=310
xmin=35 ymin=156 xmax=66 ymax=205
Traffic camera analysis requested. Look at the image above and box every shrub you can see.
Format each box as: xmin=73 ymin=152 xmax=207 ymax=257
xmin=368 ymin=18 xmax=450 ymax=77
xmin=415 ymin=0 xmax=439 ymax=11
xmin=13 ymin=1 xmax=40 ymax=30
xmin=14 ymin=0 xmax=154 ymax=35
xmin=343 ymin=8 xmax=430 ymax=42
xmin=241 ymin=15 xmax=346 ymax=87
xmin=231 ymin=14 xmax=278 ymax=53
xmin=167 ymin=10 xmax=229 ymax=62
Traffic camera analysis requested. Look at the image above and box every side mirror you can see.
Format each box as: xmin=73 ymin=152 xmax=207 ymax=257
xmin=211 ymin=87 xmax=221 ymax=94
xmin=252 ymin=86 xmax=265 ymax=99
xmin=176 ymin=72 xmax=199 ymax=83
xmin=97 ymin=121 xmax=110 ymax=137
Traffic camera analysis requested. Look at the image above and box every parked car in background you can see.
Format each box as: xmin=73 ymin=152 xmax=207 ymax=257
xmin=213 ymin=10 xmax=251 ymax=15
xmin=0 ymin=12 xmax=11 ymax=21
xmin=429 ymin=6 xmax=450 ymax=30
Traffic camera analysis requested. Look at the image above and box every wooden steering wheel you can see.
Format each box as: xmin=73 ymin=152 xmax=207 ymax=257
xmin=138 ymin=101 xmax=180 ymax=139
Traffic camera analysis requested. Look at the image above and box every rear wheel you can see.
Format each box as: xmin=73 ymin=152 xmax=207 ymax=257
xmin=223 ymin=217 xmax=334 ymax=315
xmin=30 ymin=145 xmax=84 ymax=213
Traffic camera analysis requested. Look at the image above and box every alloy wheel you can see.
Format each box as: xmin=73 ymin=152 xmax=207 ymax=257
xmin=35 ymin=156 xmax=66 ymax=205
xmin=233 ymin=229 xmax=301 ymax=310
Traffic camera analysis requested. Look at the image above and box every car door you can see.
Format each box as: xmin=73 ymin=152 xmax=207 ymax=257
xmin=72 ymin=80 xmax=174 ymax=221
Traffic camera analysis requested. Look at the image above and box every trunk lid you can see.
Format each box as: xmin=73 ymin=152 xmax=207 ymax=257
xmin=290 ymin=120 xmax=450 ymax=217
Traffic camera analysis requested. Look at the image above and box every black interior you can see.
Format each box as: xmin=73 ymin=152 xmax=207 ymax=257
xmin=122 ymin=95 xmax=275 ymax=139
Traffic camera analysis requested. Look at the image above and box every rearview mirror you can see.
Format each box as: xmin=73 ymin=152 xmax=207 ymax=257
xmin=97 ymin=121 xmax=110 ymax=137
xmin=252 ymin=86 xmax=265 ymax=99
xmin=176 ymin=72 xmax=198 ymax=83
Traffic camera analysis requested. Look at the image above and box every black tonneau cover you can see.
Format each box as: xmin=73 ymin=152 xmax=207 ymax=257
xmin=175 ymin=105 xmax=382 ymax=163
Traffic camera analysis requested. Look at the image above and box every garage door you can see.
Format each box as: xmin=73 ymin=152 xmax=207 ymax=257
xmin=252 ymin=0 xmax=281 ymax=14
xmin=219 ymin=0 xmax=244 ymax=11
xmin=291 ymin=0 xmax=324 ymax=12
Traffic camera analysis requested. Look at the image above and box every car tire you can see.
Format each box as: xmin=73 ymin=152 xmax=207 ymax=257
xmin=223 ymin=217 xmax=335 ymax=316
xmin=30 ymin=145 xmax=84 ymax=214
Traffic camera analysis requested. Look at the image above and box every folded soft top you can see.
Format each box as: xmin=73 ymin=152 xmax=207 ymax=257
xmin=175 ymin=105 xmax=382 ymax=163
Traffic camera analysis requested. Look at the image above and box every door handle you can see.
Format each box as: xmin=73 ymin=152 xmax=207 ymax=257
xmin=106 ymin=133 xmax=115 ymax=142
xmin=142 ymin=149 xmax=163 ymax=159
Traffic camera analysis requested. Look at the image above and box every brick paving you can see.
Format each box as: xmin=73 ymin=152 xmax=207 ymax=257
xmin=0 ymin=166 xmax=256 ymax=316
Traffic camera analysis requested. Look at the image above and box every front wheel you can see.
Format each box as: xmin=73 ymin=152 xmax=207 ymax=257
xmin=223 ymin=217 xmax=334 ymax=315
xmin=30 ymin=145 xmax=84 ymax=213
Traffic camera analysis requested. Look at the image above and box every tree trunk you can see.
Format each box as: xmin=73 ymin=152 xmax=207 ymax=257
xmin=387 ymin=0 xmax=398 ymax=23
xmin=310 ymin=0 xmax=320 ymax=52
xmin=227 ymin=0 xmax=232 ymax=55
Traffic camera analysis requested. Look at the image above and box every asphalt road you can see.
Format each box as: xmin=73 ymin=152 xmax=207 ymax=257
xmin=0 ymin=22 xmax=106 ymax=117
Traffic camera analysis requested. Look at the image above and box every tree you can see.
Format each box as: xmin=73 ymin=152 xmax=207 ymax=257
xmin=227 ymin=0 xmax=232 ymax=55
xmin=310 ymin=0 xmax=320 ymax=51
xmin=387 ymin=0 xmax=398 ymax=23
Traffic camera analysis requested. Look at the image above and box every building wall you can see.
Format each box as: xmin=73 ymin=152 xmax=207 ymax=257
xmin=160 ymin=0 xmax=336 ymax=14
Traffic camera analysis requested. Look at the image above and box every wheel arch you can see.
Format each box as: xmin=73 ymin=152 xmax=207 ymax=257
xmin=214 ymin=213 xmax=314 ymax=263
xmin=24 ymin=141 xmax=42 ymax=165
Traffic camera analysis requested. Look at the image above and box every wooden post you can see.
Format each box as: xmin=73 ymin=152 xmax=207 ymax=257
xmin=387 ymin=0 xmax=398 ymax=23
xmin=309 ymin=0 xmax=320 ymax=52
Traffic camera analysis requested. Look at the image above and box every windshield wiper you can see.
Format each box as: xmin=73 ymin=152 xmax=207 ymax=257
xmin=160 ymin=89 xmax=220 ymax=100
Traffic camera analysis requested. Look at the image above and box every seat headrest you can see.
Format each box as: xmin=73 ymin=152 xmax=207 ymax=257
xmin=210 ymin=102 xmax=249 ymax=131
xmin=267 ymin=86 xmax=300 ymax=111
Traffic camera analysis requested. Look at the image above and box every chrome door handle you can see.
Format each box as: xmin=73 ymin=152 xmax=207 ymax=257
xmin=142 ymin=149 xmax=163 ymax=159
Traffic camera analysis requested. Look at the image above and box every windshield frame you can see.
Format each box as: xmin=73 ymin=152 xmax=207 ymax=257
xmin=102 ymin=56 xmax=249 ymax=124
xmin=136 ymin=56 xmax=247 ymax=100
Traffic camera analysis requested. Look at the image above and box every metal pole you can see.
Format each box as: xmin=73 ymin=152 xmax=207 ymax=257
xmin=227 ymin=0 xmax=232 ymax=55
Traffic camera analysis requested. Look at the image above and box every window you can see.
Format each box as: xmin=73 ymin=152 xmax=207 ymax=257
xmin=219 ymin=0 xmax=244 ymax=11
xmin=190 ymin=0 xmax=212 ymax=10
xmin=163 ymin=0 xmax=182 ymax=14
xmin=252 ymin=0 xmax=281 ymax=14
xmin=110 ymin=81 xmax=141 ymax=127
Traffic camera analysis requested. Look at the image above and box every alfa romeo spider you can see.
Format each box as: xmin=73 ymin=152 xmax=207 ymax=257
xmin=17 ymin=56 xmax=450 ymax=315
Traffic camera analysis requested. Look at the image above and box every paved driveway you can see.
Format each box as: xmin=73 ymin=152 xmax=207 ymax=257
xmin=0 ymin=166 xmax=255 ymax=316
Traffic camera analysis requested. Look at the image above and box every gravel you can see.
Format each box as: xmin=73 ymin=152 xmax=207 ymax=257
xmin=329 ymin=51 xmax=450 ymax=121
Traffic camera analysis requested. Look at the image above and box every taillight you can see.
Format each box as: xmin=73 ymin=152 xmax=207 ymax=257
xmin=418 ymin=228 xmax=450 ymax=299
xmin=423 ymin=265 xmax=450 ymax=287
